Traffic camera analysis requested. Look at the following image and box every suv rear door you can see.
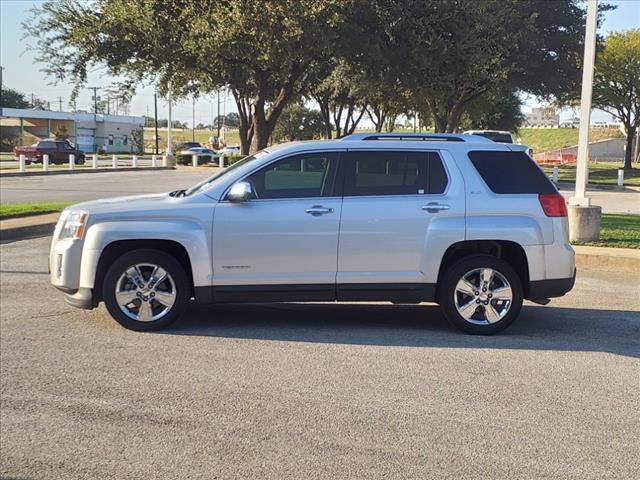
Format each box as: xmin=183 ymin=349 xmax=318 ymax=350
xmin=336 ymin=149 xmax=465 ymax=299
xmin=211 ymin=151 xmax=342 ymax=297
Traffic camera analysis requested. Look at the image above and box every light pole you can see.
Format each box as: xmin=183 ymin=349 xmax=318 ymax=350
xmin=568 ymin=0 xmax=601 ymax=242
xmin=167 ymin=83 xmax=173 ymax=155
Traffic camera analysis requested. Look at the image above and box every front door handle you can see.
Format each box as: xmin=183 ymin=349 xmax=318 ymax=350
xmin=422 ymin=202 xmax=450 ymax=213
xmin=305 ymin=205 xmax=334 ymax=216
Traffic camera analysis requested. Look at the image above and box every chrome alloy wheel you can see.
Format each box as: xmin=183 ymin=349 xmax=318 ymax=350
xmin=454 ymin=268 xmax=513 ymax=325
xmin=115 ymin=263 xmax=176 ymax=322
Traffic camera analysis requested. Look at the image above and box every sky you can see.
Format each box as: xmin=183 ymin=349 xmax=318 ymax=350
xmin=1 ymin=0 xmax=639 ymax=127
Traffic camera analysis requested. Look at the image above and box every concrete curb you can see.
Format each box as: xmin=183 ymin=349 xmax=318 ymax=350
xmin=0 ymin=167 xmax=175 ymax=177
xmin=0 ymin=213 xmax=59 ymax=244
xmin=557 ymin=181 xmax=640 ymax=193
xmin=1 ymin=214 xmax=639 ymax=273
xmin=573 ymin=245 xmax=640 ymax=273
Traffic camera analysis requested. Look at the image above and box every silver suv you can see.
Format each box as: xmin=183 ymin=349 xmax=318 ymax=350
xmin=50 ymin=133 xmax=576 ymax=334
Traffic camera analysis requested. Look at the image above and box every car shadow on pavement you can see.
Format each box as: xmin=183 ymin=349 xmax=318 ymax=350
xmin=162 ymin=302 xmax=640 ymax=358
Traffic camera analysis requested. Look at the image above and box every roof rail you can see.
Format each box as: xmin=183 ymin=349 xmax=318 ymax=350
xmin=338 ymin=132 xmax=489 ymax=142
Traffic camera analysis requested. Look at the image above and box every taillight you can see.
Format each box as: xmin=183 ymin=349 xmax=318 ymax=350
xmin=539 ymin=193 xmax=567 ymax=217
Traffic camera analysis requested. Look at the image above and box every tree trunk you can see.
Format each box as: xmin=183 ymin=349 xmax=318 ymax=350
xmin=313 ymin=94 xmax=332 ymax=139
xmin=624 ymin=125 xmax=635 ymax=170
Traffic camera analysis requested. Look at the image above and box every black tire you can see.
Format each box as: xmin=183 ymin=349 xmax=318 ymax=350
xmin=102 ymin=249 xmax=190 ymax=331
xmin=76 ymin=155 xmax=86 ymax=165
xmin=439 ymin=254 xmax=523 ymax=335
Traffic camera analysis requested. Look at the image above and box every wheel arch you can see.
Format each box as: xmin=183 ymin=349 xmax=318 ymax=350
xmin=94 ymin=239 xmax=194 ymax=303
xmin=436 ymin=240 xmax=531 ymax=298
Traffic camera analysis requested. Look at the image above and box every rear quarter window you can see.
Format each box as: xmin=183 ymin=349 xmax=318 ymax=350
xmin=468 ymin=150 xmax=556 ymax=194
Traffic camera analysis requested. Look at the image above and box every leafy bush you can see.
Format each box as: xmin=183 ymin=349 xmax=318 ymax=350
xmin=225 ymin=154 xmax=245 ymax=166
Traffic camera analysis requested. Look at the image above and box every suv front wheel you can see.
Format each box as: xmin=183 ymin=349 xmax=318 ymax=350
xmin=102 ymin=249 xmax=190 ymax=331
xmin=439 ymin=255 xmax=523 ymax=335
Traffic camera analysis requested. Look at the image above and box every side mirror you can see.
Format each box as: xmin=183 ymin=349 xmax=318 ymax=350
xmin=227 ymin=181 xmax=252 ymax=202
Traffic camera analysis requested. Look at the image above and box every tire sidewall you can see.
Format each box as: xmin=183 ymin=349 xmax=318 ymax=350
xmin=102 ymin=249 xmax=190 ymax=331
xmin=440 ymin=255 xmax=523 ymax=335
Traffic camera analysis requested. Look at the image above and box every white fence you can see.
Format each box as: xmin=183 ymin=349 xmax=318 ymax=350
xmin=9 ymin=153 xmax=230 ymax=173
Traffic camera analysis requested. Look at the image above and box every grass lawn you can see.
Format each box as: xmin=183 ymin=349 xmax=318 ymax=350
xmin=517 ymin=128 xmax=623 ymax=154
xmin=573 ymin=214 xmax=640 ymax=249
xmin=540 ymin=161 xmax=640 ymax=186
xmin=0 ymin=202 xmax=75 ymax=220
xmin=143 ymin=128 xmax=241 ymax=150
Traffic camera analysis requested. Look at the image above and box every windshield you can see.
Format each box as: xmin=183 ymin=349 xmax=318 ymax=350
xmin=183 ymin=153 xmax=264 ymax=196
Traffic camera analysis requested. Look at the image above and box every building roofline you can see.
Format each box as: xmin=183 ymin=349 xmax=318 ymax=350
xmin=0 ymin=107 xmax=144 ymax=125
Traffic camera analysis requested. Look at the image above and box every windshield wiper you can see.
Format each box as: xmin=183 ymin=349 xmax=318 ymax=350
xmin=169 ymin=189 xmax=186 ymax=197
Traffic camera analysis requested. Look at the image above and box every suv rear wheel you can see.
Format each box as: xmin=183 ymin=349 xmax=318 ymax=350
xmin=102 ymin=249 xmax=190 ymax=331
xmin=439 ymin=255 xmax=523 ymax=335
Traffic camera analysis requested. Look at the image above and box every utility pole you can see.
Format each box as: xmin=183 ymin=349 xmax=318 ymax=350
xmin=216 ymin=90 xmax=221 ymax=140
xmin=192 ymin=94 xmax=196 ymax=142
xmin=568 ymin=0 xmax=600 ymax=242
xmin=0 ymin=66 xmax=4 ymax=107
xmin=154 ymin=92 xmax=159 ymax=155
xmin=89 ymin=87 xmax=99 ymax=114
xmin=58 ymin=96 xmax=63 ymax=112
xmin=167 ymin=83 xmax=173 ymax=155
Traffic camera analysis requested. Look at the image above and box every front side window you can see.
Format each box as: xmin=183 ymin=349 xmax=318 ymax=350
xmin=246 ymin=152 xmax=338 ymax=199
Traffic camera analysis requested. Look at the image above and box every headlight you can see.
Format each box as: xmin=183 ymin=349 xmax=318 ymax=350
xmin=59 ymin=210 xmax=89 ymax=239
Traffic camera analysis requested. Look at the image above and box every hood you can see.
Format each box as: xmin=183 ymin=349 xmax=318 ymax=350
xmin=66 ymin=192 xmax=176 ymax=216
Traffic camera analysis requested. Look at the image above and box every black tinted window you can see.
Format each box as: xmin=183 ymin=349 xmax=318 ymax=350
xmin=344 ymin=151 xmax=448 ymax=196
xmin=38 ymin=141 xmax=56 ymax=149
xmin=468 ymin=150 xmax=556 ymax=194
xmin=428 ymin=153 xmax=447 ymax=194
xmin=247 ymin=152 xmax=337 ymax=199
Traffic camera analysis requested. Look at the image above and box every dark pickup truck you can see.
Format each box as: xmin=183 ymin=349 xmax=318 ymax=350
xmin=14 ymin=140 xmax=85 ymax=165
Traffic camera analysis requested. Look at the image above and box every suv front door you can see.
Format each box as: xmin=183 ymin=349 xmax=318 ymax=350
xmin=336 ymin=149 xmax=465 ymax=300
xmin=211 ymin=151 xmax=342 ymax=300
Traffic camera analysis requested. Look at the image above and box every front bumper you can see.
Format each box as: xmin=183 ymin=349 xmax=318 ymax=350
xmin=56 ymin=286 xmax=97 ymax=310
xmin=528 ymin=269 xmax=576 ymax=300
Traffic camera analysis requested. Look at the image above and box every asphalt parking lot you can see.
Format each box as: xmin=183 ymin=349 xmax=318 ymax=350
xmin=1 ymin=236 xmax=639 ymax=479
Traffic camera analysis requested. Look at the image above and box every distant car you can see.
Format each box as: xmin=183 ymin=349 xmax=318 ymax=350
xmin=14 ymin=139 xmax=85 ymax=165
xmin=176 ymin=141 xmax=202 ymax=151
xmin=463 ymin=130 xmax=533 ymax=157
xmin=463 ymin=130 xmax=514 ymax=143
xmin=184 ymin=147 xmax=215 ymax=156
xmin=217 ymin=146 xmax=241 ymax=156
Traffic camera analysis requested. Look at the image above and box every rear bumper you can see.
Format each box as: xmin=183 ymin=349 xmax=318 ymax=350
xmin=528 ymin=269 xmax=576 ymax=299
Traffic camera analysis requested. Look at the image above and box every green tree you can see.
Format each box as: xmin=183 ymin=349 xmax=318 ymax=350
xmin=592 ymin=30 xmax=640 ymax=169
xmin=365 ymin=0 xmax=591 ymax=133
xmin=1 ymin=87 xmax=31 ymax=108
xmin=459 ymin=85 xmax=524 ymax=132
xmin=272 ymin=102 xmax=325 ymax=142
xmin=27 ymin=0 xmax=344 ymax=154
xmin=52 ymin=124 xmax=70 ymax=140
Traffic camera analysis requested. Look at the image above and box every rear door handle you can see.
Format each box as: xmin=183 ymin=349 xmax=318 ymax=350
xmin=305 ymin=205 xmax=334 ymax=216
xmin=422 ymin=202 xmax=450 ymax=213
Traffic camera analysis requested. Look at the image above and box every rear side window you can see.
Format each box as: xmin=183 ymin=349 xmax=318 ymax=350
xmin=344 ymin=151 xmax=448 ymax=196
xmin=38 ymin=141 xmax=56 ymax=149
xmin=468 ymin=150 xmax=555 ymax=194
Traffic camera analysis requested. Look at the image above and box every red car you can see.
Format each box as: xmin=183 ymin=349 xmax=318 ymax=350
xmin=14 ymin=139 xmax=86 ymax=165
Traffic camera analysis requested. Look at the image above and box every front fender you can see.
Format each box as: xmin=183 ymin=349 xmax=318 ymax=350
xmin=79 ymin=220 xmax=210 ymax=289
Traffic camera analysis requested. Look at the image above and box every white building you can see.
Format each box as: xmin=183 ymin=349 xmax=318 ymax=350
xmin=524 ymin=107 xmax=560 ymax=128
xmin=0 ymin=108 xmax=145 ymax=153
